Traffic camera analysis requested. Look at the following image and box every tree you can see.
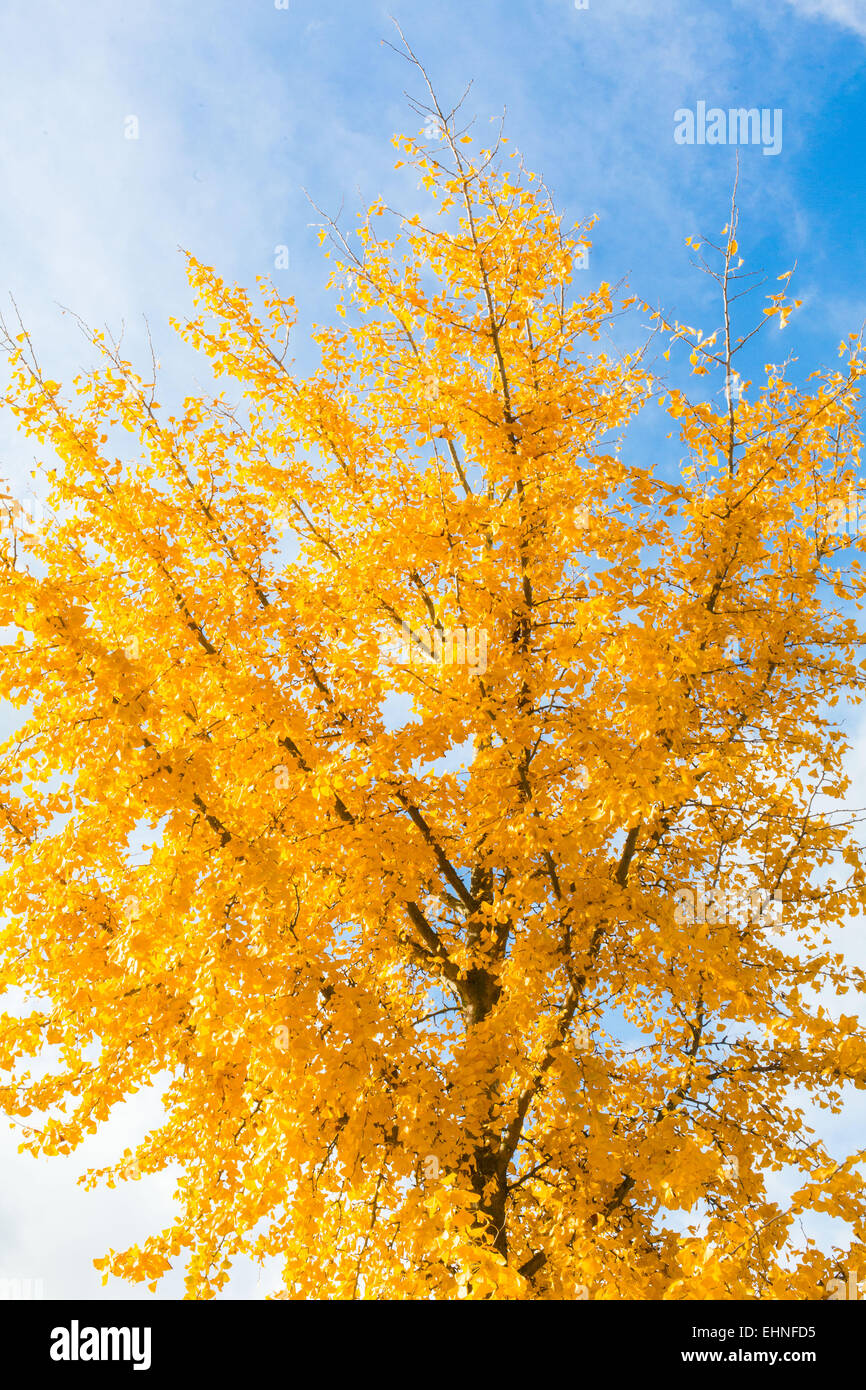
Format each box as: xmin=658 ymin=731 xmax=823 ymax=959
xmin=1 ymin=44 xmax=866 ymax=1300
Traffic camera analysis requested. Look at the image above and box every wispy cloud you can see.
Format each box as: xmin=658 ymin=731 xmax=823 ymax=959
xmin=783 ymin=0 xmax=866 ymax=38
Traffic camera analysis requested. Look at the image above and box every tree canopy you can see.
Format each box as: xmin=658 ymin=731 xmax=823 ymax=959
xmin=1 ymin=60 xmax=866 ymax=1299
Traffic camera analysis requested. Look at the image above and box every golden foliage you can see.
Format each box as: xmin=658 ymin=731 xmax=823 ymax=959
xmin=0 ymin=92 xmax=865 ymax=1300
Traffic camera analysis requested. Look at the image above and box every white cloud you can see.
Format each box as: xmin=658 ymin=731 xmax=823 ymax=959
xmin=784 ymin=0 xmax=866 ymax=38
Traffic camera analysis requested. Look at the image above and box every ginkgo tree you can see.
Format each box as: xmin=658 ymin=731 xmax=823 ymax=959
xmin=1 ymin=43 xmax=866 ymax=1301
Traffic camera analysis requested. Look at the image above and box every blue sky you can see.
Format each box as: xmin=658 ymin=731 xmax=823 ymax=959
xmin=1 ymin=0 xmax=866 ymax=1300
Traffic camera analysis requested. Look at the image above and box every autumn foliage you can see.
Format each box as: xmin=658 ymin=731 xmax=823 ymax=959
xmin=1 ymin=65 xmax=866 ymax=1299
